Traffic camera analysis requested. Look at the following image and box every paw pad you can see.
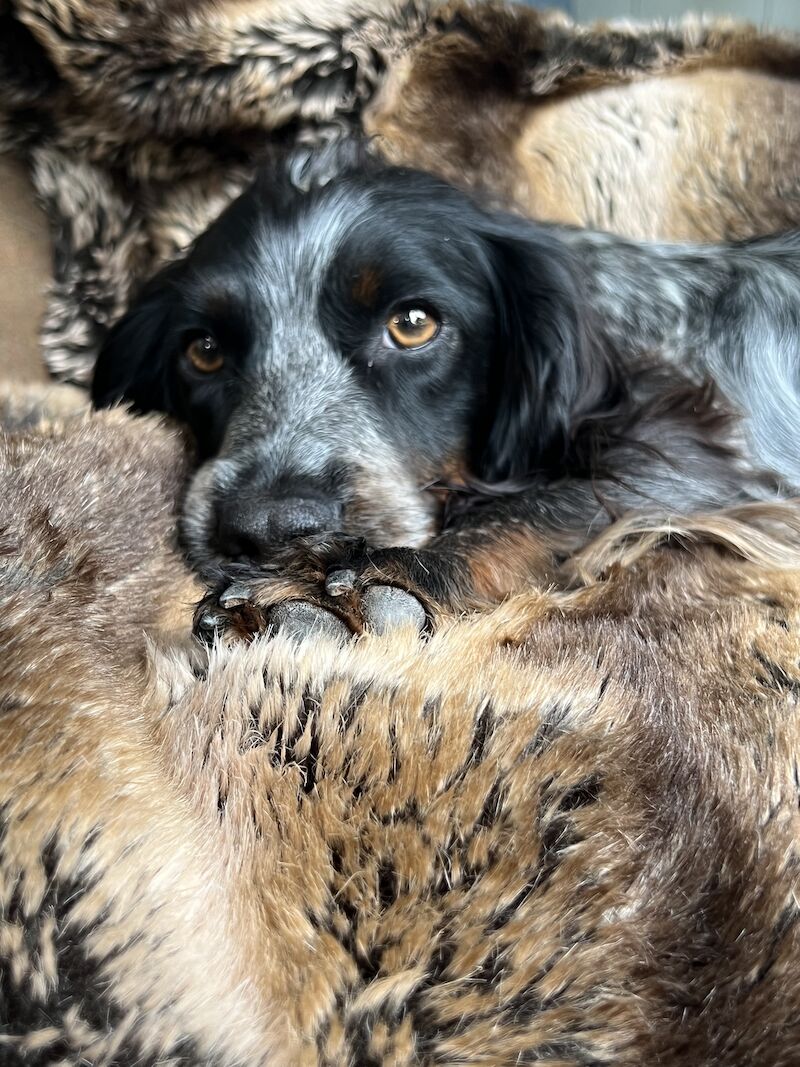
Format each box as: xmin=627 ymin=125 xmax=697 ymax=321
xmin=268 ymin=600 xmax=351 ymax=642
xmin=358 ymin=585 xmax=427 ymax=634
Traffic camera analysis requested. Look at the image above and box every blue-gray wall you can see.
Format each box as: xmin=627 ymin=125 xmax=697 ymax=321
xmin=522 ymin=1 xmax=798 ymax=31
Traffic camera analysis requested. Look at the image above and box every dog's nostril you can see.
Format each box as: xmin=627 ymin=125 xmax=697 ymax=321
xmin=216 ymin=494 xmax=342 ymax=560
xmin=220 ymin=532 xmax=263 ymax=562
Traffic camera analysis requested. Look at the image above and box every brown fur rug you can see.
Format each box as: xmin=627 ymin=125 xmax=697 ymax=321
xmin=2 ymin=0 xmax=800 ymax=383
xmin=4 ymin=385 xmax=800 ymax=1065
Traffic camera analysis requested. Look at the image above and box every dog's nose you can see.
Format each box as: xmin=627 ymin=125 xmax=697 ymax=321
xmin=217 ymin=493 xmax=342 ymax=559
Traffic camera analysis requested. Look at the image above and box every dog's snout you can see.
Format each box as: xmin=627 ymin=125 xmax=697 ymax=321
xmin=216 ymin=491 xmax=342 ymax=559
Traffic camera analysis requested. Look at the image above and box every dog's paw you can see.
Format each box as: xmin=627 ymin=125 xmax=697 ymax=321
xmin=193 ymin=535 xmax=431 ymax=646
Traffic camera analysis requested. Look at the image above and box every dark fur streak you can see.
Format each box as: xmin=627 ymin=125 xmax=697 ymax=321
xmin=753 ymin=650 xmax=800 ymax=696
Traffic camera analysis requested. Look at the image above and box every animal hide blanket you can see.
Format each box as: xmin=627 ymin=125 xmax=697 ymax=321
xmin=3 ymin=383 xmax=800 ymax=1066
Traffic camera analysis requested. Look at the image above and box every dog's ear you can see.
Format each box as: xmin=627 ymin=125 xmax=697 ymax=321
xmin=91 ymin=263 xmax=182 ymax=412
xmin=476 ymin=219 xmax=595 ymax=484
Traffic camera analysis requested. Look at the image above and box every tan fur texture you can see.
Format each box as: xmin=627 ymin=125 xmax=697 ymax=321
xmin=2 ymin=1 xmax=800 ymax=381
xmin=4 ymin=383 xmax=800 ymax=1064
xmin=367 ymin=6 xmax=800 ymax=240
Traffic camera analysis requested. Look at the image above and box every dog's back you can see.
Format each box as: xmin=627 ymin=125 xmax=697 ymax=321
xmin=557 ymin=225 xmax=800 ymax=493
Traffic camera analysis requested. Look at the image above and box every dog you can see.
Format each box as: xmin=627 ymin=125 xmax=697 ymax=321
xmin=92 ymin=141 xmax=800 ymax=631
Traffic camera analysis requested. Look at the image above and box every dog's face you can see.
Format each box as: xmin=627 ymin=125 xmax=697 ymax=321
xmin=93 ymin=145 xmax=590 ymax=572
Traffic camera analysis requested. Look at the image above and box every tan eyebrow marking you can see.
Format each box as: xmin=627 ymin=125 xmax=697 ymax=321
xmin=351 ymin=266 xmax=382 ymax=307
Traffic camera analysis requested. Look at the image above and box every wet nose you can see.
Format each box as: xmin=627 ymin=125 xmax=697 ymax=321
xmin=216 ymin=491 xmax=342 ymax=560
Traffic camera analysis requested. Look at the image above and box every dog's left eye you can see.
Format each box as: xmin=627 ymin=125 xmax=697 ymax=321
xmin=384 ymin=307 xmax=440 ymax=349
xmin=184 ymin=334 xmax=224 ymax=374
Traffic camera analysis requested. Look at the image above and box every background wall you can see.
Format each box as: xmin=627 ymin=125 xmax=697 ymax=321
xmin=523 ymin=1 xmax=800 ymax=32
xmin=571 ymin=1 xmax=799 ymax=29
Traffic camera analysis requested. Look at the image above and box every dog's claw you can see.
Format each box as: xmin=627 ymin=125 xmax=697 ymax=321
xmin=325 ymin=568 xmax=357 ymax=597
xmin=218 ymin=581 xmax=253 ymax=608
xmin=195 ymin=609 xmax=224 ymax=639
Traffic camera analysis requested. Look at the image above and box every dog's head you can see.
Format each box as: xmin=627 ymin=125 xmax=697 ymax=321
xmin=93 ymin=142 xmax=602 ymax=572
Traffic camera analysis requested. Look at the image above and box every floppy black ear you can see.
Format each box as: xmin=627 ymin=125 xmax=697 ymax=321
xmin=477 ymin=220 xmax=596 ymax=484
xmin=91 ymin=263 xmax=182 ymax=412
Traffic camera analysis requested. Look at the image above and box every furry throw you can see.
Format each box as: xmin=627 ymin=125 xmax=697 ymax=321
xmin=3 ymin=382 xmax=800 ymax=1065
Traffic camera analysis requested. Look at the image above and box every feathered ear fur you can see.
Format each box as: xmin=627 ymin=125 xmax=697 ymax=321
xmin=476 ymin=218 xmax=608 ymax=484
xmin=91 ymin=262 xmax=183 ymax=412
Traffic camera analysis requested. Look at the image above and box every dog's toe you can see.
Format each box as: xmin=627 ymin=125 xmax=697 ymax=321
xmin=268 ymin=600 xmax=350 ymax=643
xmin=359 ymin=585 xmax=427 ymax=634
xmin=325 ymin=567 xmax=427 ymax=634
xmin=193 ymin=591 xmax=267 ymax=644
xmin=194 ymin=591 xmax=350 ymax=645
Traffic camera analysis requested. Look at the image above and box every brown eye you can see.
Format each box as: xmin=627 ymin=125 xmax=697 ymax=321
xmin=185 ymin=334 xmax=223 ymax=373
xmin=385 ymin=307 xmax=439 ymax=349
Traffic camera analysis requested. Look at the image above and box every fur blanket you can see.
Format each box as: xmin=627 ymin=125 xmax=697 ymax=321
xmin=5 ymin=4 xmax=800 ymax=1063
xmin=3 ymin=383 xmax=800 ymax=1066
xmin=2 ymin=0 xmax=800 ymax=383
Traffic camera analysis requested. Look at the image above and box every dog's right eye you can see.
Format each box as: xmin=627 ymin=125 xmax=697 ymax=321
xmin=184 ymin=334 xmax=223 ymax=374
